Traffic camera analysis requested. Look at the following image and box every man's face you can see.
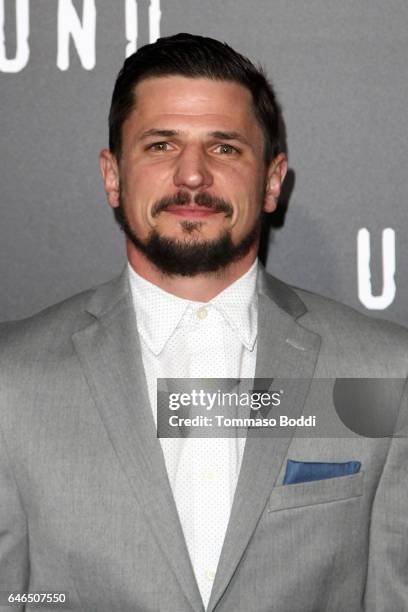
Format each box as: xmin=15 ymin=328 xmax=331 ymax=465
xmin=100 ymin=76 xmax=287 ymax=275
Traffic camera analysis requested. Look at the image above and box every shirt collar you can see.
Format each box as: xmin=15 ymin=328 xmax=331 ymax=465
xmin=128 ymin=258 xmax=259 ymax=355
xmin=210 ymin=259 xmax=258 ymax=351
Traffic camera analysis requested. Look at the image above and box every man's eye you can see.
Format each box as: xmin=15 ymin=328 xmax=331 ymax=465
xmin=148 ymin=142 xmax=170 ymax=152
xmin=216 ymin=144 xmax=238 ymax=154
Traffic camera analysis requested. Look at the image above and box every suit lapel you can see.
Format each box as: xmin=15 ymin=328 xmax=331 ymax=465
xmin=72 ymin=269 xmax=204 ymax=612
xmin=207 ymin=268 xmax=322 ymax=611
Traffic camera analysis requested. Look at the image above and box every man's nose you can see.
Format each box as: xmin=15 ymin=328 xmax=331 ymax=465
xmin=173 ymin=146 xmax=213 ymax=190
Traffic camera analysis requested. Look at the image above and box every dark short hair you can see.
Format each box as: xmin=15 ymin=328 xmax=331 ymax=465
xmin=108 ymin=33 xmax=284 ymax=164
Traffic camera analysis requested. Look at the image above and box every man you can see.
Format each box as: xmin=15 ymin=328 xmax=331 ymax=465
xmin=0 ymin=33 xmax=407 ymax=612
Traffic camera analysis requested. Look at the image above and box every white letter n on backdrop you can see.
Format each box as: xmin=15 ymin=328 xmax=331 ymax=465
xmin=357 ymin=228 xmax=396 ymax=310
xmin=125 ymin=0 xmax=161 ymax=57
xmin=57 ymin=0 xmax=96 ymax=71
xmin=0 ymin=0 xmax=30 ymax=73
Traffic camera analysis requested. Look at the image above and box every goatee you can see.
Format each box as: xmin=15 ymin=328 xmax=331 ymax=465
xmin=114 ymin=190 xmax=262 ymax=277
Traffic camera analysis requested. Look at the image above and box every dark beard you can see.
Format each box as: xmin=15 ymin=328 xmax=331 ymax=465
xmin=113 ymin=190 xmax=262 ymax=277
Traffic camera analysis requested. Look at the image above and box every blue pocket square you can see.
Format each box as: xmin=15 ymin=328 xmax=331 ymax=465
xmin=283 ymin=459 xmax=361 ymax=485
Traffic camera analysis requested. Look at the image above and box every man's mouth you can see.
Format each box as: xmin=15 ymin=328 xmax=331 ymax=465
xmin=164 ymin=204 xmax=221 ymax=218
xmin=151 ymin=191 xmax=233 ymax=218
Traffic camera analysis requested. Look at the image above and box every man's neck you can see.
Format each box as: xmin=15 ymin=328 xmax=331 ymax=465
xmin=126 ymin=242 xmax=258 ymax=302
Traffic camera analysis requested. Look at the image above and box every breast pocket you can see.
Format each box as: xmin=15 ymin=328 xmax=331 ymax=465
xmin=267 ymin=471 xmax=364 ymax=513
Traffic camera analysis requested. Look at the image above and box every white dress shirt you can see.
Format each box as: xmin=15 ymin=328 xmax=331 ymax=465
xmin=128 ymin=259 xmax=258 ymax=609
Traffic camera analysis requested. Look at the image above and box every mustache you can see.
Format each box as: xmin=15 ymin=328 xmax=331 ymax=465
xmin=151 ymin=191 xmax=233 ymax=218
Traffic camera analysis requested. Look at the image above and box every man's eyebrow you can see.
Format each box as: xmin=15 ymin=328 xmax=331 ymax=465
xmin=208 ymin=130 xmax=249 ymax=144
xmin=140 ymin=129 xmax=180 ymax=139
xmin=139 ymin=129 xmax=249 ymax=144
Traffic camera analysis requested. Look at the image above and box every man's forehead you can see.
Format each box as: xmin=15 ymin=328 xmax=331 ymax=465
xmin=126 ymin=75 xmax=260 ymax=136
xmin=134 ymin=75 xmax=252 ymax=114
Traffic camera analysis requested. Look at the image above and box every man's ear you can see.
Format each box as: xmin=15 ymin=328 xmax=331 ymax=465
xmin=263 ymin=153 xmax=288 ymax=213
xmin=99 ymin=149 xmax=120 ymax=208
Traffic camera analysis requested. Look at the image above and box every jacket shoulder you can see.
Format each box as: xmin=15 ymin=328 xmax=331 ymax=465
xmin=294 ymin=284 xmax=406 ymax=335
xmin=0 ymin=284 xmax=99 ymax=361
xmin=291 ymin=284 xmax=408 ymax=375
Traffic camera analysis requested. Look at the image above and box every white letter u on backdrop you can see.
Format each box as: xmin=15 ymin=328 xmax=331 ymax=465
xmin=0 ymin=0 xmax=30 ymax=73
xmin=357 ymin=228 xmax=396 ymax=310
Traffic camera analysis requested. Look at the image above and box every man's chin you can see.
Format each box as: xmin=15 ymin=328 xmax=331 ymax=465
xmin=136 ymin=231 xmax=238 ymax=276
xmin=156 ymin=219 xmax=226 ymax=242
xmin=115 ymin=206 xmax=260 ymax=277
xmin=154 ymin=230 xmax=221 ymax=246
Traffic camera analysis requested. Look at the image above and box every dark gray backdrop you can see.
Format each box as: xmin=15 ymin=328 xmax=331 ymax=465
xmin=1 ymin=0 xmax=407 ymax=325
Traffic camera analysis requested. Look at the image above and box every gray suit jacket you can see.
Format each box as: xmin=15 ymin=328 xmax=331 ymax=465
xmin=0 ymin=266 xmax=407 ymax=612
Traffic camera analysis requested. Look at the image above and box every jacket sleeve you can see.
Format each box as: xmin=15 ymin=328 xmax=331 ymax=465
xmin=0 ymin=422 xmax=29 ymax=610
xmin=364 ymin=395 xmax=408 ymax=611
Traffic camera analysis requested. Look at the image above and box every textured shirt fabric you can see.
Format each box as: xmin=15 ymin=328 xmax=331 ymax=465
xmin=128 ymin=260 xmax=258 ymax=609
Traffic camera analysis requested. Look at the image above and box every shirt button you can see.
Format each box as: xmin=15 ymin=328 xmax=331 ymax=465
xmin=202 ymin=469 xmax=217 ymax=481
xmin=196 ymin=306 xmax=208 ymax=320
xmin=205 ymin=568 xmax=216 ymax=581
